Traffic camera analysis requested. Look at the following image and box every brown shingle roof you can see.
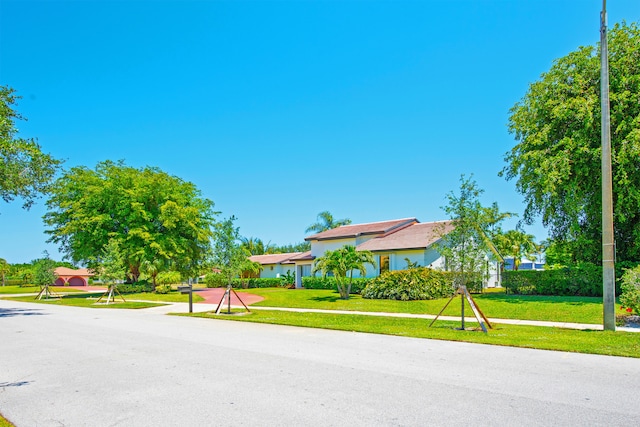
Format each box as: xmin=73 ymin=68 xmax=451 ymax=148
xmin=249 ymin=252 xmax=302 ymax=265
xmin=306 ymin=218 xmax=418 ymax=241
xmin=288 ymin=251 xmax=314 ymax=261
xmin=356 ymin=221 xmax=454 ymax=252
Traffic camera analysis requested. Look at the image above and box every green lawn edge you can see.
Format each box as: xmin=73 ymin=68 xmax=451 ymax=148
xmin=0 ymin=413 xmax=15 ymax=427
xmin=7 ymin=295 xmax=165 ymax=309
xmin=178 ymin=309 xmax=640 ymax=358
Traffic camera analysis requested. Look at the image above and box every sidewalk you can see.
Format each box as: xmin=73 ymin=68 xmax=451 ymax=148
xmin=154 ymin=301 xmax=640 ymax=333
xmin=3 ymin=289 xmax=638 ymax=333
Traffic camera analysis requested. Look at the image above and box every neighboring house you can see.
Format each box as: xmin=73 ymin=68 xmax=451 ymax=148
xmin=504 ymin=257 xmax=545 ymax=271
xmin=54 ymin=267 xmax=94 ymax=286
xmin=248 ymin=253 xmax=302 ymax=279
xmin=280 ymin=217 xmax=503 ymax=289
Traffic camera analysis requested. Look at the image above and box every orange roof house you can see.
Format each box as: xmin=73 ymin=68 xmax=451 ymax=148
xmin=54 ymin=267 xmax=94 ymax=287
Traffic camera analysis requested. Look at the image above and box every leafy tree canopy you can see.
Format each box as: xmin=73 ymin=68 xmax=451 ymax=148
xmin=32 ymin=256 xmax=57 ymax=287
xmin=211 ymin=216 xmax=250 ymax=286
xmin=438 ymin=175 xmax=506 ymax=288
xmin=44 ymin=160 xmax=217 ymax=281
xmin=0 ymin=86 xmax=62 ymax=210
xmin=502 ymin=22 xmax=640 ymax=263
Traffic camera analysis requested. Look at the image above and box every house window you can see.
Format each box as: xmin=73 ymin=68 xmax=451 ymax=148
xmin=301 ymin=265 xmax=312 ymax=277
xmin=379 ymin=255 xmax=389 ymax=274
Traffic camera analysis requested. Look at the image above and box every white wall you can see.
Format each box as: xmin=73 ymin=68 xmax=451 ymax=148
xmin=259 ymin=264 xmax=295 ymax=279
xmin=310 ymin=238 xmax=356 ymax=257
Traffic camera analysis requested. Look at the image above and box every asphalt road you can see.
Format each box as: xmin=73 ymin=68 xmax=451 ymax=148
xmin=1 ymin=298 xmax=639 ymax=427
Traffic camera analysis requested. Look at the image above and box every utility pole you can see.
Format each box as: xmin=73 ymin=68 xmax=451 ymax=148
xmin=600 ymin=0 xmax=616 ymax=331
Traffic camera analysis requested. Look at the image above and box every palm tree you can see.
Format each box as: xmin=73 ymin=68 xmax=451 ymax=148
xmin=312 ymin=245 xmax=376 ymax=299
xmin=494 ymin=230 xmax=538 ymax=270
xmin=305 ymin=211 xmax=352 ymax=234
xmin=240 ymin=236 xmax=275 ymax=255
xmin=140 ymin=258 xmax=167 ymax=289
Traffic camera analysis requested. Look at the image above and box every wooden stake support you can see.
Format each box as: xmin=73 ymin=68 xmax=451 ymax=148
xmin=215 ymin=284 xmax=250 ymax=315
xmin=35 ymin=284 xmax=62 ymax=300
xmin=429 ymin=285 xmax=492 ymax=333
xmin=96 ymin=283 xmax=126 ymax=304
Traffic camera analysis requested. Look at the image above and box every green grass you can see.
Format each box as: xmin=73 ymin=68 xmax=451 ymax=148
xmin=0 ymin=285 xmax=85 ymax=294
xmin=8 ymin=294 xmax=165 ymax=309
xmin=184 ymin=309 xmax=640 ymax=358
xmin=239 ymin=288 xmax=605 ymax=324
xmin=0 ymin=413 xmax=14 ymax=427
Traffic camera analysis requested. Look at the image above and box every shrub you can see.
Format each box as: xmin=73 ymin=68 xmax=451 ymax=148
xmin=156 ymin=271 xmax=182 ymax=286
xmin=154 ymin=284 xmax=172 ymax=294
xmin=116 ymin=280 xmax=154 ymax=294
xmin=361 ymin=268 xmax=455 ymax=301
xmin=302 ymin=276 xmax=371 ymax=294
xmin=502 ymin=263 xmax=616 ymax=296
xmin=205 ymin=275 xmax=283 ymax=289
xmin=236 ymin=278 xmax=282 ymax=288
xmin=619 ymin=265 xmax=640 ymax=315
xmin=205 ymin=273 xmax=227 ymax=288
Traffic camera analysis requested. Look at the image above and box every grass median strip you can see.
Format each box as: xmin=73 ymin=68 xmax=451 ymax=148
xmin=182 ymin=309 xmax=640 ymax=358
xmin=239 ymin=288 xmax=606 ymax=324
xmin=8 ymin=294 xmax=165 ymax=309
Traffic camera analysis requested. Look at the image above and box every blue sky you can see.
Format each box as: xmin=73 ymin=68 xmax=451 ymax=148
xmin=1 ymin=0 xmax=638 ymax=264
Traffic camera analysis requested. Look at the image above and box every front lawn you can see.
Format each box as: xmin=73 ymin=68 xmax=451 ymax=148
xmin=239 ymin=288 xmax=605 ymax=324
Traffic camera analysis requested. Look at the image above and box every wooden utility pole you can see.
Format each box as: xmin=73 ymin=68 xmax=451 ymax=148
xmin=600 ymin=0 xmax=616 ymax=331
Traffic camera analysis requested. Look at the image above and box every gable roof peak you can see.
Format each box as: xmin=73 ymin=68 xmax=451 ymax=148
xmin=306 ymin=217 xmax=418 ymax=241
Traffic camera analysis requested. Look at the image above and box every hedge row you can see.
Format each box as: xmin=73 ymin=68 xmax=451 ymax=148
xmin=302 ymin=276 xmax=371 ymax=293
xmin=502 ymin=262 xmax=639 ymax=296
xmin=204 ymin=275 xmax=290 ymax=289
xmin=3 ymin=279 xmax=29 ymax=286
xmin=116 ymin=281 xmax=155 ymax=294
xmin=362 ymin=268 xmax=455 ymax=301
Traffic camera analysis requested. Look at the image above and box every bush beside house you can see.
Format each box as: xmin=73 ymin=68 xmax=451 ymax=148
xmin=362 ymin=268 xmax=455 ymax=301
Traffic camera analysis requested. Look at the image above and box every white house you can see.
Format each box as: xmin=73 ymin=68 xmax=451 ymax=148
xmin=250 ymin=217 xmax=503 ymax=289
xmin=248 ymin=252 xmax=300 ymax=279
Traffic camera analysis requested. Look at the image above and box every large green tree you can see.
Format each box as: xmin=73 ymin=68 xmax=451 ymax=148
xmin=1 ymin=86 xmax=62 ymax=209
xmin=502 ymin=22 xmax=640 ymax=263
xmin=305 ymin=211 xmax=351 ymax=234
xmin=44 ymin=160 xmax=216 ymax=281
xmin=312 ymin=245 xmax=376 ymax=299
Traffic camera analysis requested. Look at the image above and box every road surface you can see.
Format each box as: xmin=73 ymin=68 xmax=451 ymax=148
xmin=1 ymin=299 xmax=639 ymax=426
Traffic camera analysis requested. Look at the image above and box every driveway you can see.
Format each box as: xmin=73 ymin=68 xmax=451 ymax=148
xmin=193 ymin=287 xmax=264 ymax=305
xmin=1 ymin=298 xmax=639 ymax=426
